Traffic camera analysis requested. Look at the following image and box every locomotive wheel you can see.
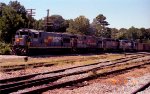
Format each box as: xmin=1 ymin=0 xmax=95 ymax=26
xmin=10 ymin=49 xmax=15 ymax=55
xmin=71 ymin=48 xmax=77 ymax=53
xmin=11 ymin=46 xmax=18 ymax=55
xmin=20 ymin=47 xmax=28 ymax=55
xmin=13 ymin=46 xmax=28 ymax=55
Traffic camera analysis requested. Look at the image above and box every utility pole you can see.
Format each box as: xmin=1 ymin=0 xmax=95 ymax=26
xmin=0 ymin=4 xmax=3 ymax=17
xmin=46 ymin=9 xmax=50 ymax=31
xmin=43 ymin=9 xmax=53 ymax=32
xmin=44 ymin=9 xmax=53 ymax=32
xmin=26 ymin=9 xmax=36 ymax=17
xmin=26 ymin=9 xmax=36 ymax=28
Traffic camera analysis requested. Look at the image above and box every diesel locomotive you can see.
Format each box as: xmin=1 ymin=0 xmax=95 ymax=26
xmin=12 ymin=28 xmax=150 ymax=55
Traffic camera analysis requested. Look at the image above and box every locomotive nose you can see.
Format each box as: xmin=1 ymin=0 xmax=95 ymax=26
xmin=15 ymin=38 xmax=23 ymax=43
xmin=14 ymin=35 xmax=28 ymax=46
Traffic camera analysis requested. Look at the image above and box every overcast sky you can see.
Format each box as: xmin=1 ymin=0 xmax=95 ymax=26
xmin=1 ymin=0 xmax=150 ymax=29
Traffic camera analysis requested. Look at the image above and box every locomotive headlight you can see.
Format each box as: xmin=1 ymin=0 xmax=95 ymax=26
xmin=15 ymin=38 xmax=20 ymax=42
xmin=27 ymin=42 xmax=30 ymax=46
xmin=15 ymin=38 xmax=23 ymax=42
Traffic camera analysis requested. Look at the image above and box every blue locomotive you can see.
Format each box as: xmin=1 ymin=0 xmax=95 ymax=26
xmin=12 ymin=28 xmax=150 ymax=55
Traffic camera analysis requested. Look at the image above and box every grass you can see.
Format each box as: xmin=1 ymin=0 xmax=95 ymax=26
xmin=0 ymin=54 xmax=125 ymax=68
xmin=0 ymin=42 xmax=11 ymax=55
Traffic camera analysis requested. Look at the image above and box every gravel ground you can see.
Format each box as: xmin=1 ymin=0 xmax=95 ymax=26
xmin=43 ymin=64 xmax=150 ymax=94
xmin=0 ymin=55 xmax=26 ymax=59
xmin=0 ymin=58 xmax=108 ymax=80
xmin=1 ymin=53 xmax=150 ymax=94
xmin=0 ymin=54 xmax=149 ymax=79
xmin=138 ymin=86 xmax=150 ymax=94
xmin=0 ymin=53 xmax=124 ymax=80
xmin=1 ymin=54 xmax=149 ymax=80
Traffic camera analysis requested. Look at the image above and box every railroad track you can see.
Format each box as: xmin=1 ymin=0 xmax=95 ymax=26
xmin=132 ymin=81 xmax=150 ymax=94
xmin=0 ymin=54 xmax=149 ymax=94
xmin=0 ymin=62 xmax=55 ymax=72
xmin=0 ymin=54 xmax=145 ymax=83
xmin=1 ymin=52 xmax=149 ymax=72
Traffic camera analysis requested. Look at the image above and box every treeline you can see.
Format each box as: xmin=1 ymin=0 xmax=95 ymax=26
xmin=0 ymin=1 xmax=150 ymax=44
xmin=0 ymin=1 xmax=36 ymax=43
xmin=111 ymin=27 xmax=150 ymax=43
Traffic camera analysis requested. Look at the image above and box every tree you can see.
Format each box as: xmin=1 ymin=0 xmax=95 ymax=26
xmin=0 ymin=1 xmax=37 ymax=43
xmin=116 ymin=28 xmax=128 ymax=39
xmin=9 ymin=1 xmax=37 ymax=29
xmin=91 ymin=14 xmax=110 ymax=37
xmin=43 ymin=15 xmax=68 ymax=32
xmin=9 ymin=1 xmax=29 ymax=28
xmin=67 ymin=16 xmax=90 ymax=35
xmin=34 ymin=19 xmax=44 ymax=30
xmin=0 ymin=6 xmax=24 ymax=42
xmin=139 ymin=28 xmax=150 ymax=42
xmin=126 ymin=26 xmax=142 ymax=40
xmin=9 ymin=1 xmax=26 ymax=14
xmin=145 ymin=28 xmax=150 ymax=40
xmin=0 ymin=3 xmax=6 ymax=16
xmin=111 ymin=28 xmax=119 ymax=39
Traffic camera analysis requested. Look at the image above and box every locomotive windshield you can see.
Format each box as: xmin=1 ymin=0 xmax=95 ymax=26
xmin=16 ymin=30 xmax=31 ymax=36
xmin=19 ymin=32 xmax=29 ymax=35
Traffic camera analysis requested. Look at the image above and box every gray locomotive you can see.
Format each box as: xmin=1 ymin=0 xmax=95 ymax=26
xmin=12 ymin=28 xmax=150 ymax=55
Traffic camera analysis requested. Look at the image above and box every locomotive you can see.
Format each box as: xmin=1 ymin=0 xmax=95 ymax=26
xmin=12 ymin=28 xmax=150 ymax=55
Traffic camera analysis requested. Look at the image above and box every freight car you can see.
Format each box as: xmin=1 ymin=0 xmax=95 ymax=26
xmin=135 ymin=42 xmax=150 ymax=52
xmin=12 ymin=28 xmax=150 ymax=55
xmin=119 ymin=40 xmax=136 ymax=51
xmin=102 ymin=38 xmax=119 ymax=51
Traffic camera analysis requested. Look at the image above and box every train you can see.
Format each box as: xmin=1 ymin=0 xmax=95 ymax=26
xmin=12 ymin=28 xmax=150 ymax=55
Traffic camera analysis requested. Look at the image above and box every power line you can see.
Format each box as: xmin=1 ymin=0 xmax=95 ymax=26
xmin=26 ymin=9 xmax=36 ymax=17
xmin=26 ymin=9 xmax=36 ymax=28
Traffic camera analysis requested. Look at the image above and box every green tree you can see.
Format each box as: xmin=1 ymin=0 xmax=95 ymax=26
xmin=67 ymin=16 xmax=90 ymax=35
xmin=140 ymin=28 xmax=150 ymax=42
xmin=127 ymin=26 xmax=142 ymax=40
xmin=116 ymin=28 xmax=128 ymax=39
xmin=91 ymin=14 xmax=110 ymax=37
xmin=34 ymin=19 xmax=44 ymax=30
xmin=9 ymin=1 xmax=29 ymax=28
xmin=9 ymin=1 xmax=37 ymax=29
xmin=43 ymin=15 xmax=68 ymax=32
xmin=0 ymin=1 xmax=37 ymax=43
xmin=0 ymin=6 xmax=24 ymax=43
xmin=111 ymin=28 xmax=119 ymax=39
xmin=9 ymin=1 xmax=26 ymax=14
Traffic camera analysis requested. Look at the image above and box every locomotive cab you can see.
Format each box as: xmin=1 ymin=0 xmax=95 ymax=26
xmin=14 ymin=29 xmax=31 ymax=45
xmin=12 ymin=29 xmax=32 ymax=55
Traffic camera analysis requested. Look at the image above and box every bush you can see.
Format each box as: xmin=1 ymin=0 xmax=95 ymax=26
xmin=0 ymin=42 xmax=11 ymax=55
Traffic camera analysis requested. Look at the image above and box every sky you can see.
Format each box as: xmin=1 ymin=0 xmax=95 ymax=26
xmin=1 ymin=0 xmax=150 ymax=29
